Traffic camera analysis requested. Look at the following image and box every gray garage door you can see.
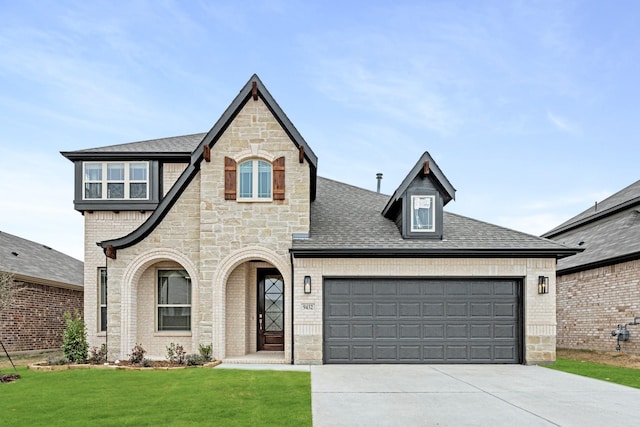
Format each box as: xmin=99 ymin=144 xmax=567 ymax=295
xmin=323 ymin=278 xmax=521 ymax=364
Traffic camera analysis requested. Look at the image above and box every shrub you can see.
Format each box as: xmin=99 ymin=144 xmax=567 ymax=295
xmin=199 ymin=344 xmax=213 ymax=362
xmin=141 ymin=358 xmax=152 ymax=368
xmin=88 ymin=344 xmax=108 ymax=364
xmin=166 ymin=343 xmax=187 ymax=365
xmin=129 ymin=344 xmax=146 ymax=364
xmin=186 ymin=354 xmax=204 ymax=366
xmin=62 ymin=311 xmax=88 ymax=363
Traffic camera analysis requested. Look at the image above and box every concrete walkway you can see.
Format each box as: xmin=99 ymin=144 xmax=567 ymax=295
xmin=311 ymin=364 xmax=640 ymax=427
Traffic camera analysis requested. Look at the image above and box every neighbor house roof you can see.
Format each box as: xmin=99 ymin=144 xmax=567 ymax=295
xmin=542 ymin=179 xmax=640 ymax=274
xmin=0 ymin=231 xmax=83 ymax=289
xmin=291 ymin=177 xmax=578 ymax=258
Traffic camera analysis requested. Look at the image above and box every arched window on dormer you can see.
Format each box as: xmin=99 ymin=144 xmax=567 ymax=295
xmin=224 ymin=156 xmax=285 ymax=201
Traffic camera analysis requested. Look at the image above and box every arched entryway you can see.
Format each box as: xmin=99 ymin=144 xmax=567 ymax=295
xmin=213 ymin=246 xmax=290 ymax=362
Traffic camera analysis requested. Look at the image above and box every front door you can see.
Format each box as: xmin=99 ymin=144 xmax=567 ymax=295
xmin=257 ymin=269 xmax=284 ymax=351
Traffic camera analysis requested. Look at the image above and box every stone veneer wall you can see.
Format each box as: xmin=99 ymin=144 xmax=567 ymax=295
xmin=292 ymin=257 xmax=557 ymax=365
xmin=95 ymin=97 xmax=310 ymax=360
xmin=557 ymin=258 xmax=640 ymax=354
xmin=0 ymin=279 xmax=83 ymax=352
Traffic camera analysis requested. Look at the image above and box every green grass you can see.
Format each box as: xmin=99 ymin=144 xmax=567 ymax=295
xmin=0 ymin=367 xmax=311 ymax=426
xmin=545 ymin=358 xmax=640 ymax=389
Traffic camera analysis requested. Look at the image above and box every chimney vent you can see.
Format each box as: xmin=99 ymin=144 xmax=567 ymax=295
xmin=376 ymin=173 xmax=383 ymax=193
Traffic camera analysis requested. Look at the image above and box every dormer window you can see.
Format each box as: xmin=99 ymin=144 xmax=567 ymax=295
xmin=239 ymin=159 xmax=272 ymax=200
xmin=411 ymin=195 xmax=435 ymax=232
xmin=83 ymin=162 xmax=149 ymax=200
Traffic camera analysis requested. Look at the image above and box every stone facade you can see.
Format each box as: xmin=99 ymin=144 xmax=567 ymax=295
xmin=557 ymin=258 xmax=640 ymax=354
xmin=292 ymin=257 xmax=557 ymax=364
xmin=86 ymin=98 xmax=309 ymax=361
xmin=0 ymin=279 xmax=83 ymax=352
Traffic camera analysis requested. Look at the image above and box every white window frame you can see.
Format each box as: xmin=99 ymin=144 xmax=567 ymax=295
xmin=238 ymin=159 xmax=272 ymax=201
xmin=98 ymin=268 xmax=107 ymax=333
xmin=156 ymin=269 xmax=192 ymax=332
xmin=410 ymin=195 xmax=436 ymax=232
xmin=82 ymin=161 xmax=149 ymax=200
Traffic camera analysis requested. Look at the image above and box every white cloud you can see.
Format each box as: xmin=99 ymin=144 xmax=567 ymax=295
xmin=547 ymin=111 xmax=581 ymax=134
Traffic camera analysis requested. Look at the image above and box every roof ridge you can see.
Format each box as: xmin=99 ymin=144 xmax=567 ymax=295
xmin=317 ymin=176 xmax=389 ymax=197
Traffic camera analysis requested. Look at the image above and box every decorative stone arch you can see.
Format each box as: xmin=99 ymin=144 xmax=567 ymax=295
xmin=212 ymin=246 xmax=290 ymax=360
xmin=119 ymin=248 xmax=199 ymax=359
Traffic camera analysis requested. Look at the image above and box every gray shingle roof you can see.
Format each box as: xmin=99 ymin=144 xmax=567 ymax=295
xmin=292 ymin=177 xmax=576 ymax=255
xmin=63 ymin=133 xmax=205 ymax=156
xmin=543 ymin=179 xmax=640 ymax=273
xmin=544 ymin=179 xmax=640 ymax=236
xmin=0 ymin=231 xmax=83 ymax=288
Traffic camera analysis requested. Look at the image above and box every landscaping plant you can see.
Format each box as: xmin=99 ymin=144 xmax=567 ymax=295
xmin=62 ymin=310 xmax=88 ymax=364
xmin=128 ymin=344 xmax=146 ymax=364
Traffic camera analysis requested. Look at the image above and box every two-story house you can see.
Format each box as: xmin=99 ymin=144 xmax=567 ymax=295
xmin=62 ymin=75 xmax=578 ymax=365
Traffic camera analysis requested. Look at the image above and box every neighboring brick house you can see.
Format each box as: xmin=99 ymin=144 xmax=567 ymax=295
xmin=0 ymin=231 xmax=83 ymax=353
xmin=543 ymin=180 xmax=640 ymax=354
xmin=62 ymin=75 xmax=577 ymax=365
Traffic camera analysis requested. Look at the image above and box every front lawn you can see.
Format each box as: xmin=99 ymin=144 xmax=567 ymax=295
xmin=0 ymin=367 xmax=311 ymax=426
xmin=545 ymin=358 xmax=640 ymax=389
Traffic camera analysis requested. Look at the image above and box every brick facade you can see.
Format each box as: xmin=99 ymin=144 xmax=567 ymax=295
xmin=293 ymin=257 xmax=558 ymax=364
xmin=557 ymin=258 xmax=640 ymax=354
xmin=0 ymin=279 xmax=83 ymax=352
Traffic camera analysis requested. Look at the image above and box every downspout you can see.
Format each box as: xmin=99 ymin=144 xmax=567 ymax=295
xmin=290 ymin=251 xmax=295 ymax=365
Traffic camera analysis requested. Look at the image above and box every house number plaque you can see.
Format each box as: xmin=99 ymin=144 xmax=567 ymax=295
xmin=301 ymin=303 xmax=315 ymax=310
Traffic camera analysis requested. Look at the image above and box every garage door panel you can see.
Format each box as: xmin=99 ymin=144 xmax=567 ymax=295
xmin=324 ymin=278 xmax=521 ymax=364
xmin=376 ymin=302 xmax=397 ymax=316
xmin=424 ymin=302 xmax=445 ymax=316
xmin=376 ymin=324 xmax=398 ymax=338
xmin=399 ymin=302 xmax=421 ymax=317
xmin=424 ymin=324 xmax=445 ymax=338
xmin=447 ymin=302 xmax=468 ymax=316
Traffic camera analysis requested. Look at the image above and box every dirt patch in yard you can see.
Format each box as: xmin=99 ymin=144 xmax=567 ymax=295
xmin=557 ymin=348 xmax=640 ymax=369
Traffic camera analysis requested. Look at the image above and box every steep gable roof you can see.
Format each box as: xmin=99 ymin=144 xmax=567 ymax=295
xmin=0 ymin=231 xmax=83 ymax=289
xmin=71 ymin=74 xmax=317 ymax=257
xmin=291 ymin=177 xmax=578 ymax=258
xmin=382 ymin=152 xmax=456 ymax=218
xmin=543 ymin=179 xmax=640 ymax=274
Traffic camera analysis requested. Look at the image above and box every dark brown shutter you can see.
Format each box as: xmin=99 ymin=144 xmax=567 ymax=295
xmin=273 ymin=156 xmax=285 ymax=200
xmin=224 ymin=157 xmax=237 ymax=200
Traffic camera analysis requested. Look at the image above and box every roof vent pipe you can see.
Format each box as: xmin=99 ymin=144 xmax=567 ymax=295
xmin=376 ymin=173 xmax=383 ymax=193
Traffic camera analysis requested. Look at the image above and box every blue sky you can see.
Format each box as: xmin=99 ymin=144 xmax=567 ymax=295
xmin=1 ymin=0 xmax=639 ymax=261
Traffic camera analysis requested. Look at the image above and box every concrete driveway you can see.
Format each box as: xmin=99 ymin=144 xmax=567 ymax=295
xmin=311 ymin=364 xmax=640 ymax=427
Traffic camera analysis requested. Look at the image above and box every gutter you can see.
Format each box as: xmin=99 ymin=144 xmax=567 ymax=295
xmin=557 ymin=250 xmax=640 ymax=276
xmin=289 ymin=247 xmax=582 ymax=259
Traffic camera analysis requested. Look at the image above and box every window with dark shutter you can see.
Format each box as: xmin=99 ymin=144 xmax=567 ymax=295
xmin=273 ymin=156 xmax=285 ymax=200
xmin=224 ymin=157 xmax=237 ymax=200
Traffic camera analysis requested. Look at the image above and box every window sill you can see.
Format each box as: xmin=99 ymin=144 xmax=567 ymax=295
xmin=153 ymin=331 xmax=192 ymax=337
xmin=237 ymin=198 xmax=273 ymax=203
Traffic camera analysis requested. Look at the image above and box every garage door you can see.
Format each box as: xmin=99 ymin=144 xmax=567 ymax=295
xmin=323 ymin=278 xmax=521 ymax=364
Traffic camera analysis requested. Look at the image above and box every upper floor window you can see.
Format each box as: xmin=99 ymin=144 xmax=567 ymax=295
xmin=411 ymin=195 xmax=435 ymax=232
xmin=238 ymin=159 xmax=272 ymax=200
xmin=83 ymin=162 xmax=149 ymax=200
xmin=157 ymin=270 xmax=191 ymax=332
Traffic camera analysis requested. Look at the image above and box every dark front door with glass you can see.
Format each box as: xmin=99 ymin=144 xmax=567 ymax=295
xmin=257 ymin=269 xmax=284 ymax=351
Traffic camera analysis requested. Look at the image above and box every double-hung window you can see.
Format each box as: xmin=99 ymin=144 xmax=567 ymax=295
xmin=157 ymin=270 xmax=191 ymax=332
xmin=238 ymin=160 xmax=272 ymax=200
xmin=99 ymin=268 xmax=107 ymax=332
xmin=83 ymin=162 xmax=149 ymax=200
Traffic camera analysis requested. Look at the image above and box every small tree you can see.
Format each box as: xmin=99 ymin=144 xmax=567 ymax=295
xmin=62 ymin=310 xmax=88 ymax=363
